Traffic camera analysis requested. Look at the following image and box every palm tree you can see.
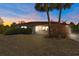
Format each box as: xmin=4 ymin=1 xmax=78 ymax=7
xmin=35 ymin=3 xmax=56 ymax=37
xmin=54 ymin=3 xmax=73 ymax=23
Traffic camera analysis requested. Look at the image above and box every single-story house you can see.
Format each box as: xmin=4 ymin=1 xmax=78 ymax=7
xmin=16 ymin=21 xmax=48 ymax=34
xmin=16 ymin=21 xmax=72 ymax=34
xmin=17 ymin=21 xmax=77 ymax=34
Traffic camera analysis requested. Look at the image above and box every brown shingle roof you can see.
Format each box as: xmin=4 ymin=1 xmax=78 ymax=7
xmin=17 ymin=21 xmax=70 ymax=26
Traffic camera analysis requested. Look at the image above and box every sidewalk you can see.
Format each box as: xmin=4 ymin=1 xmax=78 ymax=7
xmin=69 ymin=33 xmax=79 ymax=42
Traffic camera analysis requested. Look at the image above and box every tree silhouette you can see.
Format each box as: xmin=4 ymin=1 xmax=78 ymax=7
xmin=11 ymin=22 xmax=17 ymax=27
xmin=0 ymin=17 xmax=4 ymax=25
xmin=54 ymin=3 xmax=73 ymax=23
xmin=35 ymin=3 xmax=57 ymax=37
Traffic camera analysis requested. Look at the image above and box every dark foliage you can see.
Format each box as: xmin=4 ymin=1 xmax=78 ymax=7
xmin=70 ymin=25 xmax=79 ymax=33
xmin=4 ymin=27 xmax=32 ymax=35
xmin=0 ymin=25 xmax=9 ymax=34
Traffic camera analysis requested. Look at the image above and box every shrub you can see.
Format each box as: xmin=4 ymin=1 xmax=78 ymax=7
xmin=0 ymin=25 xmax=9 ymax=34
xmin=4 ymin=27 xmax=32 ymax=35
xmin=70 ymin=25 xmax=79 ymax=33
xmin=47 ymin=23 xmax=69 ymax=39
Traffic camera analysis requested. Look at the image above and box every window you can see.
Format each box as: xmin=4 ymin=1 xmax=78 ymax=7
xmin=21 ymin=26 xmax=27 ymax=29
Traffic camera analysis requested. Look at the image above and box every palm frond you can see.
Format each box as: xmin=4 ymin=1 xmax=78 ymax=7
xmin=64 ymin=3 xmax=73 ymax=9
xmin=35 ymin=3 xmax=57 ymax=12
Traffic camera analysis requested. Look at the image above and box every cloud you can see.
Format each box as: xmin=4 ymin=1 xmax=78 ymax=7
xmin=2 ymin=12 xmax=48 ymax=23
xmin=0 ymin=4 xmax=63 ymax=23
xmin=1 ymin=3 xmax=79 ymax=24
xmin=0 ymin=4 xmax=48 ymax=23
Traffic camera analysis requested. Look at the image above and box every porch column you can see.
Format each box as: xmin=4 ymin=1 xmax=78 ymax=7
xmin=32 ymin=26 xmax=35 ymax=34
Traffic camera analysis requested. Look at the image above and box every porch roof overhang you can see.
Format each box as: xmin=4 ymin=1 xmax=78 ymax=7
xmin=17 ymin=21 xmax=70 ymax=26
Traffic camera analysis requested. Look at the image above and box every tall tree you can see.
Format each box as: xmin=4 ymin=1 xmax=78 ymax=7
xmin=55 ymin=3 xmax=73 ymax=23
xmin=0 ymin=17 xmax=4 ymax=25
xmin=11 ymin=22 xmax=17 ymax=27
xmin=35 ymin=3 xmax=56 ymax=37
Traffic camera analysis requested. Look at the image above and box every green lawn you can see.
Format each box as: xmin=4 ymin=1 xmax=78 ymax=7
xmin=0 ymin=34 xmax=79 ymax=56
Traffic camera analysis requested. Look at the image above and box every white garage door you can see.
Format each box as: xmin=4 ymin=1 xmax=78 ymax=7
xmin=35 ymin=25 xmax=48 ymax=34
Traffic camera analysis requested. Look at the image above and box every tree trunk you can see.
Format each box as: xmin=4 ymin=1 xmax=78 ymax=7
xmin=46 ymin=10 xmax=51 ymax=37
xmin=58 ymin=8 xmax=62 ymax=23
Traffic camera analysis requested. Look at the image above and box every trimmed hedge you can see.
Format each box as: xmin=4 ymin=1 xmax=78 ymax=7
xmin=4 ymin=27 xmax=32 ymax=35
